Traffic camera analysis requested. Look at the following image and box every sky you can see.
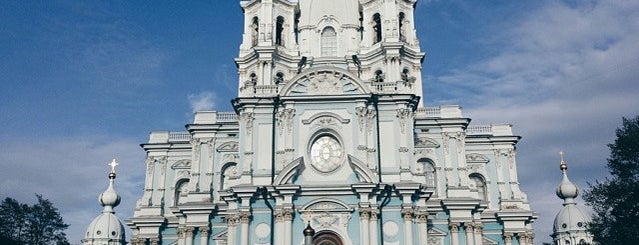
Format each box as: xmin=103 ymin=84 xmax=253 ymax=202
xmin=0 ymin=0 xmax=638 ymax=244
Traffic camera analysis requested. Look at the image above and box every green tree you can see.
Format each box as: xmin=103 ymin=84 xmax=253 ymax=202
xmin=0 ymin=194 xmax=70 ymax=245
xmin=583 ymin=116 xmax=639 ymax=245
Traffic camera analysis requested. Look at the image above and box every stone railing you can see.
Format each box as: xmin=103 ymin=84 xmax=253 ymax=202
xmin=466 ymin=125 xmax=493 ymax=135
xmin=168 ymin=132 xmax=191 ymax=142
xmin=216 ymin=112 xmax=238 ymax=122
xmin=415 ymin=107 xmax=441 ymax=118
xmin=414 ymin=105 xmax=463 ymax=119
xmin=466 ymin=124 xmax=514 ymax=136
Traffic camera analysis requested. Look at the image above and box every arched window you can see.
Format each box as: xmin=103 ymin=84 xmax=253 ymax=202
xmin=321 ymin=27 xmax=337 ymax=57
xmin=399 ymin=12 xmax=405 ymax=41
xmin=373 ymin=13 xmax=382 ymax=43
xmin=275 ymin=72 xmax=284 ymax=84
xmin=313 ymin=231 xmax=344 ymax=245
xmin=251 ymin=17 xmax=259 ymax=46
xmin=174 ymin=179 xmax=189 ymax=206
xmin=418 ymin=158 xmax=436 ymax=188
xmin=276 ymin=16 xmax=285 ymax=45
xmin=220 ymin=163 xmax=238 ymax=191
xmin=374 ymin=70 xmax=384 ymax=83
xmin=469 ymin=174 xmax=487 ymax=201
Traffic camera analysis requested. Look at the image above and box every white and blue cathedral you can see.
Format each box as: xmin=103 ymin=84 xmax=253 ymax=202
xmin=121 ymin=0 xmax=538 ymax=244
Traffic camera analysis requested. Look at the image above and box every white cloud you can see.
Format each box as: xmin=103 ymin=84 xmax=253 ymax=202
xmin=429 ymin=1 xmax=639 ymax=243
xmin=188 ymin=91 xmax=217 ymax=113
xmin=0 ymin=136 xmax=145 ymax=244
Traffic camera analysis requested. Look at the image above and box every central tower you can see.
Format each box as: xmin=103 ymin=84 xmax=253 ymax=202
xmin=236 ymin=0 xmax=424 ymax=105
xmin=128 ymin=1 xmax=537 ymax=245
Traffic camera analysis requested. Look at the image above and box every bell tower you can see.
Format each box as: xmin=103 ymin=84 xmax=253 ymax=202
xmin=235 ymin=0 xmax=425 ymax=106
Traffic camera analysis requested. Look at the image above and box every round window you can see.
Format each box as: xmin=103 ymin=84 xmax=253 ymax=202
xmin=562 ymin=223 xmax=567 ymax=228
xmin=310 ymin=135 xmax=343 ymax=173
xmin=577 ymin=222 xmax=583 ymax=227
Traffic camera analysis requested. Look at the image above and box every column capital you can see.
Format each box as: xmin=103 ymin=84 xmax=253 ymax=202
xmin=227 ymin=214 xmax=240 ymax=226
xmin=504 ymin=232 xmax=513 ymax=242
xmin=359 ymin=208 xmax=371 ymax=220
xmin=474 ymin=224 xmax=483 ymax=234
xmin=449 ymin=222 xmax=460 ymax=232
xmin=199 ymin=225 xmax=210 ymax=236
xmin=240 ymin=211 xmax=251 ymax=223
xmin=150 ymin=237 xmax=160 ymax=245
xmin=415 ymin=213 xmax=428 ymax=223
xmin=401 ymin=207 xmax=414 ymax=221
xmin=370 ymin=209 xmax=379 ymax=220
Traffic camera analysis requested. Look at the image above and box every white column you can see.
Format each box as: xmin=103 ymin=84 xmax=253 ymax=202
xmin=200 ymin=226 xmax=209 ymax=245
xmin=504 ymin=232 xmax=513 ymax=245
xmin=450 ymin=223 xmax=460 ymax=245
xmin=402 ymin=209 xmax=414 ymax=245
xmin=185 ymin=227 xmax=195 ymax=245
xmin=150 ymin=237 xmax=160 ymax=245
xmin=227 ymin=217 xmax=238 ymax=245
xmin=177 ymin=228 xmax=185 ymax=245
xmin=284 ymin=209 xmax=293 ymax=245
xmin=359 ymin=208 xmax=371 ymax=245
xmin=465 ymin=223 xmax=475 ymax=245
xmin=275 ymin=209 xmax=285 ymax=245
xmin=369 ymin=210 xmax=379 ymax=245
xmin=473 ymin=223 xmax=483 ymax=245
xmin=416 ymin=213 xmax=428 ymax=245
xmin=240 ymin=211 xmax=251 ymax=245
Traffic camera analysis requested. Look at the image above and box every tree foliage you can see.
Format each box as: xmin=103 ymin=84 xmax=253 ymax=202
xmin=583 ymin=116 xmax=639 ymax=245
xmin=0 ymin=194 xmax=70 ymax=245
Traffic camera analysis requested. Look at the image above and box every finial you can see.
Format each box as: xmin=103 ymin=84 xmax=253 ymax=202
xmin=559 ymin=151 xmax=567 ymax=171
xmin=108 ymin=159 xmax=118 ymax=179
xmin=303 ymin=221 xmax=315 ymax=236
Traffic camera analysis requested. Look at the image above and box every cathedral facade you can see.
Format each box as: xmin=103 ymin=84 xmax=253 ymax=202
xmin=127 ymin=0 xmax=537 ymax=244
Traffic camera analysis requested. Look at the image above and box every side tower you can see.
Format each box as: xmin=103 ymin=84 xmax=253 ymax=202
xmin=128 ymin=1 xmax=536 ymax=244
xmin=82 ymin=160 xmax=126 ymax=245
xmin=552 ymin=153 xmax=594 ymax=245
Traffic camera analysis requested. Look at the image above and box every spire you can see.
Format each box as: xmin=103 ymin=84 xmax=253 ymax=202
xmin=99 ymin=159 xmax=121 ymax=213
xmin=555 ymin=152 xmax=579 ymax=205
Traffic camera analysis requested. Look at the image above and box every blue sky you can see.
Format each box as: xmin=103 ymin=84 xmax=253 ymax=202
xmin=1 ymin=1 xmax=638 ymax=244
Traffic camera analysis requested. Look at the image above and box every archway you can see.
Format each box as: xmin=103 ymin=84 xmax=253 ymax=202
xmin=313 ymin=231 xmax=344 ymax=245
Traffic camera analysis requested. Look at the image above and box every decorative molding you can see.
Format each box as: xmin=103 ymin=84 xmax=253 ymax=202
xmin=347 ymin=155 xmax=376 ymax=183
xmin=466 ymin=153 xmax=489 ymax=164
xmin=273 ymin=157 xmax=305 ymax=185
xmin=217 ymin=141 xmax=239 ymax=152
xmin=302 ymin=112 xmax=351 ymax=125
xmin=171 ymin=159 xmax=191 ymax=170
xmin=415 ymin=137 xmax=440 ymax=148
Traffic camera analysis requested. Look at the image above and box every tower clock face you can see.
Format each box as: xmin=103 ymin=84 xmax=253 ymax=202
xmin=310 ymin=135 xmax=343 ymax=173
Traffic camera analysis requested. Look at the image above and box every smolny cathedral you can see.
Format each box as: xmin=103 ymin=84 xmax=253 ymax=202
xmin=81 ymin=0 xmax=552 ymax=244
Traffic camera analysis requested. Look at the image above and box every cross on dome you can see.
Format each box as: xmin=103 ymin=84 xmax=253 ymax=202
xmin=109 ymin=159 xmax=119 ymax=174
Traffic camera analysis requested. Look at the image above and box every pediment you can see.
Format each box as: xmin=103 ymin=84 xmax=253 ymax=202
xmin=482 ymin=236 xmax=499 ymax=245
xmin=466 ymin=153 xmax=490 ymax=164
xmin=280 ymin=67 xmax=368 ymax=96
xmin=415 ymin=137 xmax=440 ymax=148
xmin=428 ymin=226 xmax=448 ymax=236
xmin=217 ymin=141 xmax=239 ymax=152
xmin=171 ymin=160 xmax=191 ymax=170
xmin=300 ymin=198 xmax=354 ymax=212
